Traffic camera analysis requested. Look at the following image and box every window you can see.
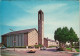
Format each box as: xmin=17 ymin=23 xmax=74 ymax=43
xmin=39 ymin=14 xmax=40 ymax=20
xmin=17 ymin=35 xmax=19 ymax=46
xmin=7 ymin=36 xmax=8 ymax=46
xmin=22 ymin=34 xmax=24 ymax=46
xmin=10 ymin=35 xmax=13 ymax=47
xmin=15 ymin=35 xmax=18 ymax=47
xmin=42 ymin=13 xmax=44 ymax=21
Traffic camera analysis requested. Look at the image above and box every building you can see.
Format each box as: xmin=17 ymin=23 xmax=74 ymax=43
xmin=2 ymin=28 xmax=38 ymax=47
xmin=44 ymin=38 xmax=58 ymax=47
xmin=38 ymin=10 xmax=44 ymax=45
xmin=2 ymin=10 xmax=58 ymax=48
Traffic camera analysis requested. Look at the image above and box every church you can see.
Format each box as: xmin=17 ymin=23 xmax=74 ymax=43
xmin=2 ymin=10 xmax=58 ymax=48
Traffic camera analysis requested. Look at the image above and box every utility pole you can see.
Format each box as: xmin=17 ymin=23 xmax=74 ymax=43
xmin=9 ymin=29 xmax=16 ymax=51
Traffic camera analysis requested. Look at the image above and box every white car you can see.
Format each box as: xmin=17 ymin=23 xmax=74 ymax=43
xmin=40 ymin=47 xmax=46 ymax=50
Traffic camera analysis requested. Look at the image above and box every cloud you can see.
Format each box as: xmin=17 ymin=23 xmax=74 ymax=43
xmin=6 ymin=15 xmax=38 ymax=26
xmin=27 ymin=3 xmax=67 ymax=13
xmin=7 ymin=3 xmax=68 ymax=26
xmin=6 ymin=3 xmax=79 ymax=40
xmin=14 ymin=3 xmax=67 ymax=14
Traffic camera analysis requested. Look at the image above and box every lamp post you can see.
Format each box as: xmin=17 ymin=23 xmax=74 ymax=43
xmin=9 ymin=29 xmax=16 ymax=51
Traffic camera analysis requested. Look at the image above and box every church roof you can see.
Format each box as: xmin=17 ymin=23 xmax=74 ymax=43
xmin=2 ymin=28 xmax=37 ymax=36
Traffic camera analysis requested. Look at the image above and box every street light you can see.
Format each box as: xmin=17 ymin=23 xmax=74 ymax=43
xmin=9 ymin=28 xmax=16 ymax=51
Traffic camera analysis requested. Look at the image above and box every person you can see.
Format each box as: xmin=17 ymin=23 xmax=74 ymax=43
xmin=26 ymin=46 xmax=28 ymax=49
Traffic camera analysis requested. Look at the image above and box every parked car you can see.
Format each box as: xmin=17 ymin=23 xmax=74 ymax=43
xmin=56 ymin=46 xmax=59 ymax=49
xmin=1 ymin=46 xmax=6 ymax=49
xmin=40 ymin=46 xmax=46 ymax=50
xmin=27 ymin=49 xmax=36 ymax=53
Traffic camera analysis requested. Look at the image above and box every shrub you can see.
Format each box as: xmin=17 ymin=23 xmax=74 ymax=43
xmin=16 ymin=46 xmax=26 ymax=48
xmin=48 ymin=46 xmax=57 ymax=48
xmin=34 ymin=44 xmax=43 ymax=48
xmin=7 ymin=46 xmax=26 ymax=48
xmin=7 ymin=46 xmax=10 ymax=48
xmin=34 ymin=45 xmax=39 ymax=48
xmin=57 ymin=48 xmax=64 ymax=51
xmin=28 ymin=46 xmax=33 ymax=48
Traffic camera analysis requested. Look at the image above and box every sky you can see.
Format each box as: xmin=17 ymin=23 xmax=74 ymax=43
xmin=0 ymin=0 xmax=79 ymax=43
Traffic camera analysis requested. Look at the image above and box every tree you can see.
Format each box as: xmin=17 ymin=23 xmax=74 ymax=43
xmin=69 ymin=27 xmax=78 ymax=48
xmin=60 ymin=27 xmax=69 ymax=43
xmin=59 ymin=27 xmax=69 ymax=49
xmin=54 ymin=27 xmax=79 ymax=50
xmin=54 ymin=27 xmax=69 ymax=49
xmin=54 ymin=27 xmax=62 ymax=41
xmin=54 ymin=27 xmax=62 ymax=48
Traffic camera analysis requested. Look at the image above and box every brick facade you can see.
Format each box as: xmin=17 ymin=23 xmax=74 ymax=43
xmin=48 ymin=41 xmax=58 ymax=47
xmin=44 ymin=38 xmax=58 ymax=47
xmin=44 ymin=38 xmax=48 ymax=47
xmin=28 ymin=30 xmax=38 ymax=46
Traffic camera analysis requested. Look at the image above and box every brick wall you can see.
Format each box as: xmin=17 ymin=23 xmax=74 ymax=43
xmin=44 ymin=38 xmax=48 ymax=47
xmin=28 ymin=30 xmax=38 ymax=46
xmin=48 ymin=41 xmax=58 ymax=47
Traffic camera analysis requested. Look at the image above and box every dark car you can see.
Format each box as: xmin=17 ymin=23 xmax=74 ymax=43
xmin=1 ymin=46 xmax=6 ymax=49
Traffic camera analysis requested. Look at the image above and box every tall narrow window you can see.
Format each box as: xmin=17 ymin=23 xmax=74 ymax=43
xmin=21 ymin=34 xmax=22 ymax=46
xmin=42 ymin=13 xmax=44 ymax=21
xmin=8 ymin=35 xmax=10 ymax=47
xmin=7 ymin=36 xmax=9 ymax=47
xmin=19 ymin=34 xmax=21 ymax=47
xmin=22 ymin=34 xmax=24 ymax=46
xmin=15 ymin=35 xmax=18 ymax=47
xmin=17 ymin=35 xmax=19 ymax=46
xmin=12 ymin=35 xmax=13 ymax=47
xmin=11 ymin=35 xmax=12 ymax=47
xmin=39 ymin=14 xmax=40 ymax=20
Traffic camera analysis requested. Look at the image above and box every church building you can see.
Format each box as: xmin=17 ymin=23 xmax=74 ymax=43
xmin=2 ymin=10 xmax=58 ymax=48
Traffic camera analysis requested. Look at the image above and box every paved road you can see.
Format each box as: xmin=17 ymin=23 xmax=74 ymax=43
xmin=1 ymin=47 xmax=75 ymax=56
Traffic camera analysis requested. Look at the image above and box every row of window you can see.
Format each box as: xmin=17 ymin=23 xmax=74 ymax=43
xmin=7 ymin=34 xmax=24 ymax=47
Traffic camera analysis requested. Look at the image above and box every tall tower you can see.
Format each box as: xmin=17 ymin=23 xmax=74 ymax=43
xmin=38 ymin=10 xmax=44 ymax=45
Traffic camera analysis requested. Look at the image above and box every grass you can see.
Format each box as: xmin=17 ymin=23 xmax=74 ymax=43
xmin=75 ymin=48 xmax=79 ymax=52
xmin=66 ymin=48 xmax=72 ymax=50
xmin=66 ymin=48 xmax=79 ymax=52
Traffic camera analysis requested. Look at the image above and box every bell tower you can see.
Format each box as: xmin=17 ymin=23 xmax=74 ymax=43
xmin=38 ymin=10 xmax=44 ymax=45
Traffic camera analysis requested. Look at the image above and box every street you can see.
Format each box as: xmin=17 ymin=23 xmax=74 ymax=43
xmin=0 ymin=47 xmax=77 ymax=56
